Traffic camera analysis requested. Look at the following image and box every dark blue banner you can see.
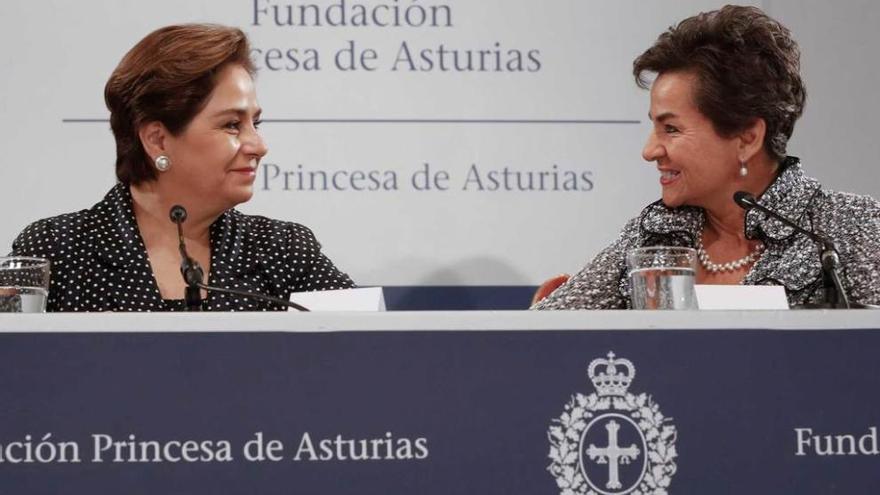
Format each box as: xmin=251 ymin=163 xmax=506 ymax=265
xmin=1 ymin=329 xmax=878 ymax=494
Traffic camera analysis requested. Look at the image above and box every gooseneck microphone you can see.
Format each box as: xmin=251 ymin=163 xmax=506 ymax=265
xmin=169 ymin=205 xmax=309 ymax=312
xmin=733 ymin=191 xmax=851 ymax=309
xmin=733 ymin=192 xmax=828 ymax=246
xmin=170 ymin=205 xmax=205 ymax=310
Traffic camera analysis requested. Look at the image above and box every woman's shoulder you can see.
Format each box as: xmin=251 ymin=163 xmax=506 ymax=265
xmin=813 ymin=187 xmax=880 ymax=228
xmin=12 ymin=208 xmax=94 ymax=257
xmin=809 ymin=188 xmax=880 ymax=266
xmin=223 ymin=210 xmax=325 ymax=256
xmin=221 ymin=210 xmax=354 ymax=289
xmin=818 ymin=188 xmax=880 ymax=211
xmin=226 ymin=210 xmax=317 ymax=238
xmin=12 ymin=186 xmax=126 ymax=258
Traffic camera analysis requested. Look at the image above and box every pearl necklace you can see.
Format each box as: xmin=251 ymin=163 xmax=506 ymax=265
xmin=695 ymin=236 xmax=765 ymax=273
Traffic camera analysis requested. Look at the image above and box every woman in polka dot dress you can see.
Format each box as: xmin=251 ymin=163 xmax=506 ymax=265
xmin=11 ymin=24 xmax=354 ymax=311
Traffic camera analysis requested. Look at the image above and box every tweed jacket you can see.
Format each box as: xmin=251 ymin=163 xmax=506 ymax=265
xmin=11 ymin=184 xmax=354 ymax=311
xmin=534 ymin=158 xmax=880 ymax=309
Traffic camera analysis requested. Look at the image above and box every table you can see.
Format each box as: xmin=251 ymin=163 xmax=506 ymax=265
xmin=1 ymin=310 xmax=878 ymax=494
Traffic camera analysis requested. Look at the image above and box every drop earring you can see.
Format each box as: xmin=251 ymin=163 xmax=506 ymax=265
xmin=155 ymin=155 xmax=171 ymax=172
xmin=739 ymin=160 xmax=748 ymax=177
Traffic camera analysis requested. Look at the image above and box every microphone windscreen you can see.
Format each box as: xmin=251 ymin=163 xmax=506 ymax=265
xmin=733 ymin=191 xmax=756 ymax=210
xmin=170 ymin=205 xmax=188 ymax=223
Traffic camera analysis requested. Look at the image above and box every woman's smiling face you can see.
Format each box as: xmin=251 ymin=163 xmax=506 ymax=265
xmin=161 ymin=63 xmax=268 ymax=212
xmin=642 ymin=70 xmax=742 ymax=210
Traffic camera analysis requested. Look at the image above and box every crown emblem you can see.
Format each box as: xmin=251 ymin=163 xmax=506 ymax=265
xmin=588 ymin=352 xmax=636 ymax=396
xmin=550 ymin=351 xmax=677 ymax=495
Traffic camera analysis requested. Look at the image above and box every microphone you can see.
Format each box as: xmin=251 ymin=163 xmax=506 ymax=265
xmin=733 ymin=191 xmax=850 ymax=309
xmin=170 ymin=205 xmax=205 ymax=310
xmin=734 ymin=192 xmax=833 ymax=247
xmin=732 ymin=191 xmax=756 ymax=209
xmin=168 ymin=205 xmax=309 ymax=312
xmin=170 ymin=205 xmax=187 ymax=223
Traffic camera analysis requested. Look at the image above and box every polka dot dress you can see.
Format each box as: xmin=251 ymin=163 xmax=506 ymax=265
xmin=11 ymin=184 xmax=355 ymax=312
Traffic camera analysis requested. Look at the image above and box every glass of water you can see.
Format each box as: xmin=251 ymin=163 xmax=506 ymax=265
xmin=626 ymin=247 xmax=697 ymax=310
xmin=0 ymin=257 xmax=50 ymax=313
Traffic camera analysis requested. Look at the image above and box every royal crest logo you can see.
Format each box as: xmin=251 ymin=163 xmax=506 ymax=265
xmin=548 ymin=352 xmax=678 ymax=495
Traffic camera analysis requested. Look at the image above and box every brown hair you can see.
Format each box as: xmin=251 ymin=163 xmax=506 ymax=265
xmin=105 ymin=24 xmax=255 ymax=184
xmin=633 ymin=5 xmax=806 ymax=161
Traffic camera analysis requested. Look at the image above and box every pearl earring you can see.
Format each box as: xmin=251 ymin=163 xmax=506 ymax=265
xmin=155 ymin=155 xmax=171 ymax=172
xmin=739 ymin=160 xmax=748 ymax=177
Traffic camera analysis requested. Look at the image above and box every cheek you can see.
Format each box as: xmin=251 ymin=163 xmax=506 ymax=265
xmin=681 ymin=138 xmax=731 ymax=173
xmin=212 ymin=136 xmax=241 ymax=165
xmin=227 ymin=135 xmax=241 ymax=152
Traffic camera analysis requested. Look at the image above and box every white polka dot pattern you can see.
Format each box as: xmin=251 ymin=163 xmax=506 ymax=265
xmin=11 ymin=184 xmax=355 ymax=312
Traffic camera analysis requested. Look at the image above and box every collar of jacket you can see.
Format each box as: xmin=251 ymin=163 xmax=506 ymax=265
xmin=207 ymin=208 xmax=267 ymax=285
xmin=743 ymin=158 xmax=824 ymax=293
xmin=743 ymin=157 xmax=822 ymax=241
xmin=94 ymin=184 xmax=146 ymax=269
xmin=636 ymin=157 xmax=823 ymax=293
xmin=89 ymin=184 xmax=163 ymax=310
xmin=639 ymin=202 xmax=703 ymax=245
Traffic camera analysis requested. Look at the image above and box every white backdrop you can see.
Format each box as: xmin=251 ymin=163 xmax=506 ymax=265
xmin=1 ymin=0 xmax=878 ymax=285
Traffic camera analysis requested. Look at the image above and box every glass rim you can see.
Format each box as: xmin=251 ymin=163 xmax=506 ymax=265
xmin=627 ymin=246 xmax=696 ymax=255
xmin=0 ymin=256 xmax=51 ymax=267
xmin=626 ymin=246 xmax=697 ymax=272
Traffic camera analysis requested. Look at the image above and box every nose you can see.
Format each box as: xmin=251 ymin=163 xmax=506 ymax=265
xmin=641 ymin=129 xmax=664 ymax=163
xmin=242 ymin=125 xmax=269 ymax=158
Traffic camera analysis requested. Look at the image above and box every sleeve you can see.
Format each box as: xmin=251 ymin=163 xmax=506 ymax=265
xmin=841 ymin=199 xmax=880 ymax=306
xmin=287 ymin=223 xmax=356 ymax=292
xmin=531 ymin=217 xmax=641 ymax=310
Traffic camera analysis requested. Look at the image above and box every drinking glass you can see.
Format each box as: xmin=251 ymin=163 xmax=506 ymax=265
xmin=0 ymin=257 xmax=50 ymax=313
xmin=626 ymin=247 xmax=697 ymax=310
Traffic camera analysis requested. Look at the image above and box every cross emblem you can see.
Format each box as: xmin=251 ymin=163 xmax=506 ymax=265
xmin=586 ymin=419 xmax=641 ymax=490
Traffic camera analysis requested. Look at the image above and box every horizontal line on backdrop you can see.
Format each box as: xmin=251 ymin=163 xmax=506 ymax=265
xmin=62 ymin=118 xmax=641 ymax=125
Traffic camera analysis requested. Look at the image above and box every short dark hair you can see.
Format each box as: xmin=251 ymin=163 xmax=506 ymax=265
xmin=105 ymin=24 xmax=255 ymax=185
xmin=633 ymin=5 xmax=806 ymax=161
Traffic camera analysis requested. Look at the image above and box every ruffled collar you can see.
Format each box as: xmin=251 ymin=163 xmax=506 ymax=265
xmin=635 ymin=157 xmax=823 ymax=292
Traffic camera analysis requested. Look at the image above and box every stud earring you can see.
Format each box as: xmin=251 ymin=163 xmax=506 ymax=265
xmin=739 ymin=160 xmax=748 ymax=177
xmin=155 ymin=155 xmax=171 ymax=172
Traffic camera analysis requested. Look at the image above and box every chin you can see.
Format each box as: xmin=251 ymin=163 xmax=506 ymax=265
xmin=660 ymin=194 xmax=685 ymax=209
xmin=224 ymin=187 xmax=254 ymax=208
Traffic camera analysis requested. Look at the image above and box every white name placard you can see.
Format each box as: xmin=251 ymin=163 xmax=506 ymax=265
xmin=695 ymin=285 xmax=789 ymax=310
xmin=290 ymin=287 xmax=386 ymax=312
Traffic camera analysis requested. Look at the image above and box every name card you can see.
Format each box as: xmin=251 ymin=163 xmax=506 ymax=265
xmin=289 ymin=287 xmax=386 ymax=312
xmin=695 ymin=285 xmax=789 ymax=310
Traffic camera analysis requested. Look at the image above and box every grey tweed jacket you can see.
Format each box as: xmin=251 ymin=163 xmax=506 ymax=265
xmin=534 ymin=158 xmax=880 ymax=309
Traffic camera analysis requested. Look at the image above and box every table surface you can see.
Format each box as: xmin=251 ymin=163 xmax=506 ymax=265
xmin=1 ymin=309 xmax=877 ymax=332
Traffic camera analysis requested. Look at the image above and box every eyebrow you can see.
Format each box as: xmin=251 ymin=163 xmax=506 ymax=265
xmin=211 ymin=107 xmax=263 ymax=119
xmin=648 ymin=111 xmax=677 ymax=122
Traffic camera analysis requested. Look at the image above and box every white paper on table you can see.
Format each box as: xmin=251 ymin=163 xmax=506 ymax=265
xmin=695 ymin=284 xmax=789 ymax=310
xmin=288 ymin=287 xmax=386 ymax=312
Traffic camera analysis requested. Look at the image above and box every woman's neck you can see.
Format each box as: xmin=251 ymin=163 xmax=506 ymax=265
xmin=129 ymin=182 xmax=216 ymax=243
xmin=703 ymin=205 xmax=747 ymax=241
xmin=701 ymin=154 xmax=780 ymax=240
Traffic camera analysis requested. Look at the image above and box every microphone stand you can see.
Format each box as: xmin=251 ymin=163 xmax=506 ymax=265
xmin=172 ymin=210 xmax=206 ymax=311
xmin=170 ymin=206 xmax=309 ymax=312
xmin=817 ymin=240 xmax=848 ymax=309
xmin=733 ymin=192 xmax=861 ymax=309
xmin=193 ymin=282 xmax=309 ymax=311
